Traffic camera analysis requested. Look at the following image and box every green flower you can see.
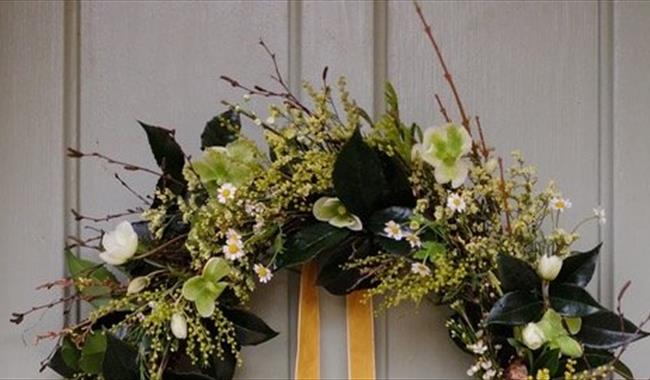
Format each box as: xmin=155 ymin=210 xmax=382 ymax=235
xmin=519 ymin=309 xmax=584 ymax=358
xmin=190 ymin=139 xmax=263 ymax=192
xmin=182 ymin=258 xmax=230 ymax=318
xmin=313 ymin=197 xmax=362 ymax=231
xmin=414 ymin=123 xmax=471 ymax=188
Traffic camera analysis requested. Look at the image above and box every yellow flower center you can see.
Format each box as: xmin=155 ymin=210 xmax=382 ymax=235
xmin=556 ymin=200 xmax=565 ymax=209
xmin=453 ymin=198 xmax=462 ymax=206
xmin=226 ymin=243 xmax=240 ymax=254
xmin=221 ymin=189 xmax=231 ymax=197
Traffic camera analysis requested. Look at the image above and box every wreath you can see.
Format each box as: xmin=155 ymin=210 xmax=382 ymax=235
xmin=13 ymin=3 xmax=648 ymax=380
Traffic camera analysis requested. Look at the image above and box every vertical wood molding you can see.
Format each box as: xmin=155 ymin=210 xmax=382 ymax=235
xmin=63 ymin=0 xmax=81 ymax=325
xmin=287 ymin=2 xmax=302 ymax=376
xmin=597 ymin=0 xmax=614 ymax=309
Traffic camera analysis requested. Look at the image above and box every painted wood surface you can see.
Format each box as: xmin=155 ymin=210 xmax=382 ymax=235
xmin=1 ymin=0 xmax=649 ymax=378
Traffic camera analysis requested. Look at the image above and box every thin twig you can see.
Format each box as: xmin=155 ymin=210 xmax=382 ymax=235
xmin=434 ymin=93 xmax=451 ymax=123
xmin=114 ymin=173 xmax=151 ymax=205
xmin=70 ymin=208 xmax=142 ymax=223
xmin=475 ymin=116 xmax=490 ymax=159
xmin=498 ymin=158 xmax=512 ymax=234
xmin=413 ymin=1 xmax=471 ymax=134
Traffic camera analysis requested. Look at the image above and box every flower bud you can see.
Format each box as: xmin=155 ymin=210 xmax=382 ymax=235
xmin=537 ymin=255 xmax=563 ymax=281
xmin=171 ymin=312 xmax=187 ymax=339
xmin=126 ymin=276 xmax=149 ymax=295
xmin=521 ymin=322 xmax=546 ymax=350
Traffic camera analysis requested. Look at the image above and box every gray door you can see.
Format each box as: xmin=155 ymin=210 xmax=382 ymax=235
xmin=1 ymin=1 xmax=648 ymax=378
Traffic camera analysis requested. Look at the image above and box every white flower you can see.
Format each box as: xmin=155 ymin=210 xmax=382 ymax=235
xmin=266 ymin=116 xmax=275 ymax=125
xmin=482 ymin=369 xmax=497 ymax=380
xmin=522 ymin=322 xmax=546 ymax=350
xmin=446 ymin=193 xmax=466 ymax=213
xmin=127 ymin=276 xmax=149 ymax=295
xmin=100 ymin=221 xmax=138 ymax=265
xmin=593 ymin=207 xmax=606 ymax=225
xmin=549 ymin=197 xmax=572 ymax=212
xmin=383 ymin=220 xmax=403 ymax=240
xmin=405 ymin=233 xmax=422 ymax=248
xmin=467 ymin=363 xmax=480 ymax=376
xmin=222 ymin=240 xmax=245 ymax=261
xmin=410 ymin=262 xmax=431 ymax=277
xmin=225 ymin=228 xmax=242 ymax=243
xmin=467 ymin=340 xmax=488 ymax=355
xmin=217 ymin=183 xmax=237 ymax=204
xmin=254 ymin=264 xmax=273 ymax=283
xmin=537 ymin=254 xmax=563 ymax=281
xmin=170 ymin=312 xmax=187 ymax=339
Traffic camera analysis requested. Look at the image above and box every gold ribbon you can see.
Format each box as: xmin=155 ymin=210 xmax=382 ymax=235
xmin=294 ymin=261 xmax=376 ymax=380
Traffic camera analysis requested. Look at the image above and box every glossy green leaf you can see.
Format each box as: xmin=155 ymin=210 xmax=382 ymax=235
xmin=139 ymin=121 xmax=187 ymax=195
xmin=555 ymin=243 xmax=601 ymax=287
xmin=48 ymin=337 xmax=81 ymax=378
xmin=201 ymin=110 xmax=241 ymax=149
xmin=316 ymin=237 xmax=375 ymax=295
xmin=549 ymin=284 xmax=603 ymax=317
xmin=223 ymin=308 xmax=279 ymax=346
xmin=486 ymin=290 xmax=544 ymax=325
xmin=207 ymin=343 xmax=237 ymax=380
xmin=102 ymin=334 xmax=139 ymax=380
xmin=276 ymin=223 xmax=350 ymax=268
xmin=332 ymin=128 xmax=414 ymax=221
xmin=367 ymin=206 xmax=412 ymax=234
xmin=78 ymin=331 xmax=107 ymax=374
xmin=577 ymin=310 xmax=650 ymax=350
xmin=533 ymin=348 xmax=560 ymax=376
xmin=496 ymin=254 xmax=541 ymax=293
xmin=582 ymin=350 xmax=634 ymax=380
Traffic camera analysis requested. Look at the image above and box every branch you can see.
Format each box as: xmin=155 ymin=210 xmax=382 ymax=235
xmin=434 ymin=94 xmax=451 ymax=123
xmin=498 ymin=158 xmax=512 ymax=234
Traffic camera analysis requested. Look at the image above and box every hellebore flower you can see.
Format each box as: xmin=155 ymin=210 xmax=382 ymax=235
xmin=182 ymin=258 xmax=230 ymax=318
xmin=416 ymin=123 xmax=472 ymax=188
xmin=100 ymin=221 xmax=138 ymax=265
xmin=521 ymin=322 xmax=546 ymax=350
xmin=313 ymin=196 xmax=363 ymax=231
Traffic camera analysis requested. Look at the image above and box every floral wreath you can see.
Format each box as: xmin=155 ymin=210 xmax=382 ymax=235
xmin=13 ymin=3 xmax=649 ymax=380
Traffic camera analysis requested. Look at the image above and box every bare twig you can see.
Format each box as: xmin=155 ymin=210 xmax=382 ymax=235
xmin=70 ymin=208 xmax=142 ymax=223
xmin=413 ymin=1 xmax=471 ymax=134
xmin=475 ymin=116 xmax=490 ymax=159
xmin=113 ymin=173 xmax=151 ymax=205
xmin=498 ymin=158 xmax=512 ymax=234
xmin=434 ymin=93 xmax=451 ymax=123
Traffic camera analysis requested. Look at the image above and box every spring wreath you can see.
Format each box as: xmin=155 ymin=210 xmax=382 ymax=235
xmin=13 ymin=3 xmax=649 ymax=380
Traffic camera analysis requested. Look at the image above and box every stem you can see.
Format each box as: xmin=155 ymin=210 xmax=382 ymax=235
xmin=542 ymin=280 xmax=550 ymax=309
xmin=434 ymin=93 xmax=451 ymax=123
xmin=498 ymin=158 xmax=512 ymax=234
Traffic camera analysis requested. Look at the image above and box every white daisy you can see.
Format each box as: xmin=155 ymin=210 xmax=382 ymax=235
xmin=405 ymin=232 xmax=422 ymax=248
xmin=549 ymin=197 xmax=572 ymax=212
xmin=593 ymin=207 xmax=606 ymax=225
xmin=253 ymin=264 xmax=273 ymax=283
xmin=410 ymin=262 xmax=431 ymax=277
xmin=225 ymin=228 xmax=242 ymax=243
xmin=383 ymin=220 xmax=404 ymax=240
xmin=217 ymin=183 xmax=237 ymax=204
xmin=446 ymin=193 xmax=466 ymax=213
xmin=222 ymin=240 xmax=245 ymax=260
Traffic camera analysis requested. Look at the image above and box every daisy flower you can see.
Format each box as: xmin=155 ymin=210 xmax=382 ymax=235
xmin=593 ymin=207 xmax=606 ymax=225
xmin=446 ymin=193 xmax=466 ymax=213
xmin=549 ymin=197 xmax=571 ymax=212
xmin=225 ymin=228 xmax=242 ymax=243
xmin=217 ymin=183 xmax=237 ymax=204
xmin=383 ymin=220 xmax=403 ymax=240
xmin=254 ymin=264 xmax=273 ymax=283
xmin=222 ymin=240 xmax=245 ymax=260
xmin=405 ymin=232 xmax=422 ymax=248
xmin=410 ymin=262 xmax=431 ymax=277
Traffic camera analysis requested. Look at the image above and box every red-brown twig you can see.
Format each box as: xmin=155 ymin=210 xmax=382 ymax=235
xmin=498 ymin=158 xmax=512 ymax=234
xmin=434 ymin=93 xmax=451 ymax=123
xmin=70 ymin=208 xmax=142 ymax=223
xmin=413 ymin=1 xmax=471 ymax=134
xmin=614 ymin=281 xmax=650 ymax=362
xmin=10 ymin=293 xmax=84 ymax=325
xmin=113 ymin=173 xmax=151 ymax=205
xmin=475 ymin=116 xmax=490 ymax=159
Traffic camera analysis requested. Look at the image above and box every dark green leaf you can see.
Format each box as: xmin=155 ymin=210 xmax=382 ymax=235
xmin=201 ymin=110 xmax=241 ymax=149
xmin=496 ymin=254 xmax=541 ymax=293
xmin=66 ymin=251 xmax=116 ymax=307
xmin=582 ymin=350 xmax=634 ymax=380
xmin=549 ymin=284 xmax=603 ymax=317
xmin=276 ymin=223 xmax=350 ymax=268
xmin=555 ymin=244 xmax=601 ymax=287
xmin=222 ymin=308 xmax=278 ymax=346
xmin=48 ymin=337 xmax=81 ymax=378
xmin=577 ymin=311 xmax=649 ymax=350
xmin=78 ymin=331 xmax=107 ymax=374
xmin=486 ymin=291 xmax=544 ymax=325
xmin=332 ymin=129 xmax=414 ymax=220
xmin=316 ymin=237 xmax=376 ymax=295
xmin=533 ymin=348 xmax=560 ymax=376
xmin=207 ymin=344 xmax=237 ymax=380
xmin=139 ymin=121 xmax=187 ymax=194
xmin=367 ymin=207 xmax=412 ymax=234
xmin=102 ymin=334 xmax=139 ymax=380
xmin=164 ymin=372 xmax=216 ymax=380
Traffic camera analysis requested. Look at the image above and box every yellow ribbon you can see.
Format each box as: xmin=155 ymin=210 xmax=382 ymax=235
xmin=294 ymin=262 xmax=376 ymax=380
